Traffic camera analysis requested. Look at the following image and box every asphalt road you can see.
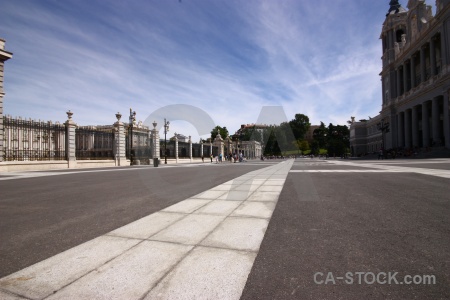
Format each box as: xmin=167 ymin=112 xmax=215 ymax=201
xmin=1 ymin=158 xmax=449 ymax=299
xmin=241 ymin=159 xmax=450 ymax=299
xmin=0 ymin=162 xmax=269 ymax=278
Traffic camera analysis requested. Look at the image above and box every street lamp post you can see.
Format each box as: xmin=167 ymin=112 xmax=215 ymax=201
xmin=164 ymin=118 xmax=170 ymax=164
xmin=377 ymin=118 xmax=390 ymax=155
xmin=129 ymin=108 xmax=136 ymax=166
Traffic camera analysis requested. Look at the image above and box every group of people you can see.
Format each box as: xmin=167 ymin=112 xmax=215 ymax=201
xmin=201 ymin=152 xmax=244 ymax=163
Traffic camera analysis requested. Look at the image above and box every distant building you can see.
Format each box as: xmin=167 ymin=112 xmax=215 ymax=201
xmin=0 ymin=39 xmax=13 ymax=162
xmin=350 ymin=0 xmax=450 ymax=156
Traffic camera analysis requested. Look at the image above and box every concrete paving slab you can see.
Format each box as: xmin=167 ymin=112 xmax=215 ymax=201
xmin=201 ymin=217 xmax=269 ymax=252
xmin=144 ymin=246 xmax=256 ymax=300
xmin=263 ymin=180 xmax=285 ymax=186
xmin=231 ymin=184 xmax=260 ymax=192
xmin=192 ymin=190 xmax=227 ymax=200
xmin=0 ymin=290 xmax=24 ymax=300
xmin=161 ymin=199 xmax=211 ymax=214
xmin=150 ymin=214 xmax=225 ymax=245
xmin=247 ymin=191 xmax=280 ymax=202
xmin=257 ymin=185 xmax=283 ymax=192
xmin=0 ymin=236 xmax=140 ymax=300
xmin=47 ymin=241 xmax=193 ymax=300
xmin=108 ymin=212 xmax=185 ymax=239
xmin=194 ymin=200 xmax=242 ymax=216
xmin=208 ymin=184 xmax=233 ymax=191
xmin=217 ymin=190 xmax=251 ymax=201
xmin=231 ymin=202 xmax=276 ymax=219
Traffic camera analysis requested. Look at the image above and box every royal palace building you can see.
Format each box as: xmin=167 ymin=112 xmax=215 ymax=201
xmin=350 ymin=0 xmax=450 ymax=156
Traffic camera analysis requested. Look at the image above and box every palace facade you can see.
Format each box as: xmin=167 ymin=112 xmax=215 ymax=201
xmin=350 ymin=0 xmax=450 ymax=155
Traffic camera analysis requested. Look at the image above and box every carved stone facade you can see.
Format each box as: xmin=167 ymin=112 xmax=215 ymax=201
xmin=350 ymin=0 xmax=450 ymax=156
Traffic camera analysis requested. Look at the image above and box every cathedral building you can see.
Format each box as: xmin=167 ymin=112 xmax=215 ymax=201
xmin=350 ymin=0 xmax=450 ymax=156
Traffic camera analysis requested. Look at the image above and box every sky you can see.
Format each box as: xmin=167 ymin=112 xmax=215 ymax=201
xmin=0 ymin=0 xmax=436 ymax=141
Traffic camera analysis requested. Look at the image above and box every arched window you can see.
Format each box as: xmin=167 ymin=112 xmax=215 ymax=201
xmin=396 ymin=29 xmax=405 ymax=43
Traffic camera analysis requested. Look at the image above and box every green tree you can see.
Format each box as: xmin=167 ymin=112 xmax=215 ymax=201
xmin=210 ymin=126 xmax=229 ymax=140
xmin=313 ymin=122 xmax=327 ymax=148
xmin=310 ymin=140 xmax=320 ymax=156
xmin=289 ymin=114 xmax=311 ymax=140
xmin=326 ymin=123 xmax=350 ymax=157
xmin=240 ymin=126 xmax=262 ymax=142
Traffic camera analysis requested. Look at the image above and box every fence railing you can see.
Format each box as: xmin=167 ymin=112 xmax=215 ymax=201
xmin=3 ymin=116 xmax=66 ymax=161
xmin=75 ymin=127 xmax=114 ymax=160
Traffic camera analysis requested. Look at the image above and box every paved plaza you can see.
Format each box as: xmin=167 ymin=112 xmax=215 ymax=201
xmin=0 ymin=158 xmax=449 ymax=299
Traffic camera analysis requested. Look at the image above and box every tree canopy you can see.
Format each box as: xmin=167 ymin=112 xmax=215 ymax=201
xmin=210 ymin=126 xmax=229 ymax=140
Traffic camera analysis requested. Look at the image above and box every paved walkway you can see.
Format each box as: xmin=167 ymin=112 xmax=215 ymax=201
xmin=0 ymin=160 xmax=294 ymax=300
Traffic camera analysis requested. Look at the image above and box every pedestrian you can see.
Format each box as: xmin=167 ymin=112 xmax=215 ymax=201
xmin=201 ymin=155 xmax=204 ymax=162
xmin=210 ymin=154 xmax=213 ymax=163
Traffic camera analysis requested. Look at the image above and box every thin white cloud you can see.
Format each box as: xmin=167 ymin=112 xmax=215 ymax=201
xmin=1 ymin=0 xmax=409 ymax=141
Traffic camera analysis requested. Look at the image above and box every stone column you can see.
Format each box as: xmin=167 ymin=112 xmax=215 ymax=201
xmin=432 ymin=97 xmax=441 ymax=145
xmin=430 ymin=38 xmax=436 ymax=76
xmin=396 ymin=68 xmax=401 ymax=96
xmin=403 ymin=62 xmax=408 ymax=91
xmin=422 ymin=102 xmax=430 ymax=147
xmin=444 ymin=91 xmax=450 ymax=148
xmin=410 ymin=55 xmax=416 ymax=88
xmin=65 ymin=110 xmax=77 ymax=168
xmin=412 ymin=105 xmax=419 ymax=147
xmin=189 ymin=135 xmax=192 ymax=162
xmin=214 ymin=133 xmax=224 ymax=158
xmin=174 ymin=133 xmax=178 ymax=163
xmin=404 ymin=109 xmax=412 ymax=148
xmin=440 ymin=29 xmax=447 ymax=67
xmin=420 ymin=47 xmax=426 ymax=83
xmin=113 ymin=112 xmax=127 ymax=166
xmin=397 ymin=112 xmax=405 ymax=148
xmin=151 ymin=121 xmax=160 ymax=160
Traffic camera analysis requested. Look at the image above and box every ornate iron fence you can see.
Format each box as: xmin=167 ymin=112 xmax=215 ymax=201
xmin=76 ymin=127 xmax=114 ymax=160
xmin=3 ymin=116 xmax=66 ymax=161
xmin=125 ymin=129 xmax=151 ymax=164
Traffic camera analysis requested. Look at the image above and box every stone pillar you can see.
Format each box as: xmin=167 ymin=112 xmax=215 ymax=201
xmin=444 ymin=91 xmax=450 ymax=148
xmin=113 ymin=112 xmax=128 ymax=166
xmin=422 ymin=102 xmax=430 ymax=147
xmin=420 ymin=47 xmax=426 ymax=83
xmin=214 ymin=133 xmax=224 ymax=158
xmin=65 ymin=110 xmax=77 ymax=168
xmin=432 ymin=97 xmax=441 ymax=145
xmin=151 ymin=120 xmax=160 ymax=160
xmin=412 ymin=105 xmax=419 ymax=147
xmin=396 ymin=68 xmax=401 ymax=96
xmin=410 ymin=55 xmax=416 ymax=88
xmin=200 ymin=140 xmax=204 ymax=159
xmin=430 ymin=38 xmax=436 ymax=76
xmin=405 ymin=109 xmax=412 ymax=148
xmin=0 ymin=39 xmax=13 ymax=163
xmin=440 ymin=28 xmax=447 ymax=67
xmin=174 ymin=133 xmax=178 ymax=163
xmin=403 ymin=62 xmax=408 ymax=91
xmin=189 ymin=135 xmax=192 ymax=162
xmin=397 ymin=112 xmax=405 ymax=148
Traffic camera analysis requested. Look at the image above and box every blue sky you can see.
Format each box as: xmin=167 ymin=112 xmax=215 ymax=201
xmin=0 ymin=0 xmax=435 ymax=140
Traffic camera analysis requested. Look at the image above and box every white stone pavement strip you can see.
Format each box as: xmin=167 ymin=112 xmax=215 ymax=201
xmin=324 ymin=160 xmax=450 ymax=179
xmin=0 ymin=160 xmax=294 ymax=300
